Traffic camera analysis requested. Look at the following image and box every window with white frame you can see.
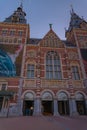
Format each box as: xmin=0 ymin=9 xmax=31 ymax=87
xmin=27 ymin=64 xmax=35 ymax=78
xmin=18 ymin=30 xmax=23 ymax=36
xmin=10 ymin=30 xmax=15 ymax=36
xmin=18 ymin=39 xmax=22 ymax=43
xmin=2 ymin=29 xmax=8 ymax=35
xmin=46 ymin=51 xmax=62 ymax=79
xmin=71 ymin=66 xmax=80 ymax=80
xmin=1 ymin=84 xmax=7 ymax=90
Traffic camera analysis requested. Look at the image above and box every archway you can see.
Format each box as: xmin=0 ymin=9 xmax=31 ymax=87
xmin=23 ymin=92 xmax=34 ymax=116
xmin=75 ymin=93 xmax=86 ymax=115
xmin=58 ymin=92 xmax=70 ymax=115
xmin=41 ymin=92 xmax=53 ymax=116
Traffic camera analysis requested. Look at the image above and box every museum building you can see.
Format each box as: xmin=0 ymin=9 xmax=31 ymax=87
xmin=0 ymin=5 xmax=87 ymax=117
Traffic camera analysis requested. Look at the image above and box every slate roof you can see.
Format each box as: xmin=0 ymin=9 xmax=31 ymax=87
xmin=4 ymin=6 xmax=27 ymax=24
xmin=27 ymin=38 xmax=42 ymax=45
xmin=63 ymin=40 xmax=77 ymax=47
xmin=27 ymin=38 xmax=76 ymax=47
xmin=66 ymin=10 xmax=86 ymax=33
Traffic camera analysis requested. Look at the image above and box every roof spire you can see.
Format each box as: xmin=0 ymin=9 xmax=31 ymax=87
xmin=49 ymin=24 xmax=53 ymax=30
xmin=70 ymin=4 xmax=74 ymax=14
xmin=20 ymin=0 xmax=23 ymax=9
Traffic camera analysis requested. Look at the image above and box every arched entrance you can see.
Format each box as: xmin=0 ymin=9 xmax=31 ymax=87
xmin=23 ymin=92 xmax=34 ymax=116
xmin=75 ymin=93 xmax=86 ymax=115
xmin=58 ymin=92 xmax=70 ymax=115
xmin=41 ymin=92 xmax=53 ymax=116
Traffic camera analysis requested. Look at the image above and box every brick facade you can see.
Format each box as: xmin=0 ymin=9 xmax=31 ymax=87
xmin=0 ymin=6 xmax=87 ymax=117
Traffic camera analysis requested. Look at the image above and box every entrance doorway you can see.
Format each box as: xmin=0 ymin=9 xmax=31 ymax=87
xmin=23 ymin=92 xmax=34 ymax=116
xmin=23 ymin=100 xmax=34 ymax=116
xmin=58 ymin=100 xmax=69 ymax=115
xmin=42 ymin=101 xmax=53 ymax=115
xmin=58 ymin=92 xmax=70 ymax=115
xmin=76 ymin=101 xmax=86 ymax=115
xmin=75 ymin=93 xmax=86 ymax=115
xmin=41 ymin=91 xmax=53 ymax=116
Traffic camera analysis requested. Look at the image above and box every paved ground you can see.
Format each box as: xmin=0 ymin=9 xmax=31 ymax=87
xmin=0 ymin=115 xmax=87 ymax=130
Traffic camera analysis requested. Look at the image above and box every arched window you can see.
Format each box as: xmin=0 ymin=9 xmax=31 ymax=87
xmin=71 ymin=66 xmax=80 ymax=80
xmin=75 ymin=93 xmax=84 ymax=101
xmin=58 ymin=92 xmax=68 ymax=100
xmin=24 ymin=92 xmax=34 ymax=100
xmin=46 ymin=51 xmax=62 ymax=79
xmin=41 ymin=92 xmax=53 ymax=100
xmin=27 ymin=64 xmax=35 ymax=78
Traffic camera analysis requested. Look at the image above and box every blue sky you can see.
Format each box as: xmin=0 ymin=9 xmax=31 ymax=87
xmin=0 ymin=0 xmax=87 ymax=39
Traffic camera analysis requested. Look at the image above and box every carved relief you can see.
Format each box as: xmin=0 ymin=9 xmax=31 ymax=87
xmin=26 ymin=50 xmax=36 ymax=58
xmin=68 ymin=52 xmax=79 ymax=60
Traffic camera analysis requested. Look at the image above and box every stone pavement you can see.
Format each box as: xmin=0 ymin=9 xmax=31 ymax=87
xmin=0 ymin=115 xmax=87 ymax=130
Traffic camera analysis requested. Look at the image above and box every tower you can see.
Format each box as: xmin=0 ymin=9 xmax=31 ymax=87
xmin=0 ymin=4 xmax=29 ymax=116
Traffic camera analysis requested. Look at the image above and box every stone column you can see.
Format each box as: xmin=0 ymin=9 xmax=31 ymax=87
xmin=69 ymin=98 xmax=78 ymax=116
xmin=2 ymin=96 xmax=5 ymax=109
xmin=1 ymin=96 xmax=6 ymax=116
xmin=85 ymin=99 xmax=87 ymax=114
xmin=20 ymin=99 xmax=23 ymax=116
xmin=33 ymin=97 xmax=42 ymax=116
xmin=53 ymin=98 xmax=60 ymax=116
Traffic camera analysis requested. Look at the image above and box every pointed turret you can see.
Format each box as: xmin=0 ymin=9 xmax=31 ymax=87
xmin=66 ymin=8 xmax=85 ymax=33
xmin=65 ymin=7 xmax=87 ymax=39
xmin=3 ymin=4 xmax=27 ymax=24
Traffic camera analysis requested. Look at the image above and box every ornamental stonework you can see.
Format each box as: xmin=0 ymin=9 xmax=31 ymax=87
xmin=26 ymin=50 xmax=36 ymax=58
xmin=68 ymin=52 xmax=79 ymax=60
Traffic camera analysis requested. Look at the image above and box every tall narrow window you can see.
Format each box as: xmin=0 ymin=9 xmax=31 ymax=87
xmin=46 ymin=51 xmax=62 ymax=79
xmin=27 ymin=64 xmax=34 ymax=78
xmin=10 ymin=30 xmax=15 ymax=36
xmin=72 ymin=66 xmax=80 ymax=80
xmin=2 ymin=29 xmax=8 ymax=36
xmin=1 ymin=84 xmax=7 ymax=90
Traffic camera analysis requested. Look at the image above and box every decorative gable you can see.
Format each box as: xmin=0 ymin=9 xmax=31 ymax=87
xmin=39 ymin=29 xmax=64 ymax=48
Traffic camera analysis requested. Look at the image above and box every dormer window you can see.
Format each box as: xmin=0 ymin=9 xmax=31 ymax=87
xmin=12 ymin=16 xmax=19 ymax=23
xmin=4 ymin=6 xmax=26 ymax=24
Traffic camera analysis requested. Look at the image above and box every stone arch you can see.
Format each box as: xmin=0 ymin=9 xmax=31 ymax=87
xmin=75 ymin=91 xmax=86 ymax=99
xmin=41 ymin=89 xmax=55 ymax=115
xmin=56 ymin=90 xmax=70 ymax=99
xmin=26 ymin=60 xmax=36 ymax=66
xmin=40 ymin=89 xmax=55 ymax=99
xmin=21 ymin=90 xmax=36 ymax=99
xmin=56 ymin=90 xmax=70 ymax=115
xmin=75 ymin=91 xmax=86 ymax=115
xmin=22 ymin=90 xmax=35 ymax=116
xmin=57 ymin=92 xmax=68 ymax=101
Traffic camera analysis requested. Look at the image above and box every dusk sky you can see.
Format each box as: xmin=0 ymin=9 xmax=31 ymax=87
xmin=0 ymin=0 xmax=87 ymax=39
